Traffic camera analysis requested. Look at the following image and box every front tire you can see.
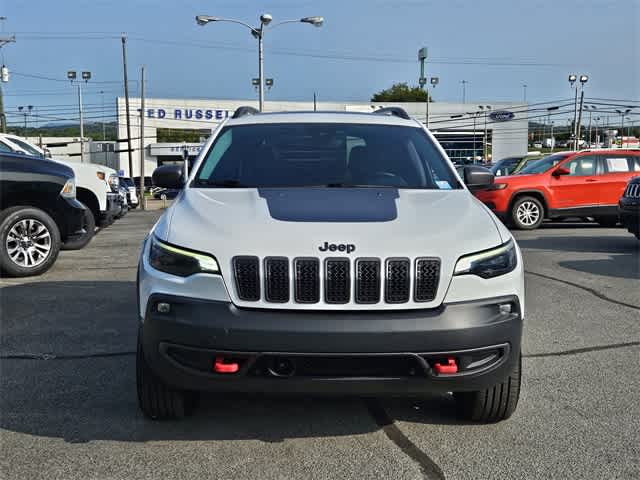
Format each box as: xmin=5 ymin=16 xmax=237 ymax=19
xmin=61 ymin=203 xmax=95 ymax=251
xmin=510 ymin=196 xmax=544 ymax=230
xmin=454 ymin=354 xmax=521 ymax=423
xmin=0 ymin=206 xmax=61 ymax=277
xmin=136 ymin=329 xmax=197 ymax=420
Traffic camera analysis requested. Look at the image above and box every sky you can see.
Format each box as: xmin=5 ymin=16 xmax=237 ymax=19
xmin=1 ymin=0 xmax=638 ymax=126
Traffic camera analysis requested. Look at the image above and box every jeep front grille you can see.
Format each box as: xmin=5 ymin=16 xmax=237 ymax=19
xmin=233 ymin=256 xmax=260 ymax=301
xmin=325 ymin=259 xmax=350 ymax=304
xmin=231 ymin=256 xmax=440 ymax=305
xmin=624 ymin=183 xmax=640 ymax=198
xmin=294 ymin=258 xmax=320 ymax=303
xmin=415 ymin=258 xmax=440 ymax=302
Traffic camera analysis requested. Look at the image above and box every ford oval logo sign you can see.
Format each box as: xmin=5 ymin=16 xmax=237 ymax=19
xmin=489 ymin=110 xmax=515 ymax=122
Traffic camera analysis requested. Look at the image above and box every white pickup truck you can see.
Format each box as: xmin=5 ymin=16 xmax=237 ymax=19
xmin=0 ymin=133 xmax=122 ymax=249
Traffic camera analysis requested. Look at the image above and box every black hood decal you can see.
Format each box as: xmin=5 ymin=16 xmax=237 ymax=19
xmin=258 ymin=188 xmax=399 ymax=222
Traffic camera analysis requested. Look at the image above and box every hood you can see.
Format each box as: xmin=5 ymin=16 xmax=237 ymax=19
xmin=158 ymin=187 xmax=504 ymax=310
xmin=494 ymin=172 xmax=544 ymax=183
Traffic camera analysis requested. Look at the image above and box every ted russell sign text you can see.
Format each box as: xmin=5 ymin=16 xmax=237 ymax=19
xmin=138 ymin=108 xmax=232 ymax=121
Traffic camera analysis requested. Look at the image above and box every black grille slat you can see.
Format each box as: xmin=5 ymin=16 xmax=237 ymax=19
xmin=294 ymin=258 xmax=320 ymax=303
xmin=264 ymin=257 xmax=289 ymax=303
xmin=325 ymin=259 xmax=350 ymax=304
xmin=415 ymin=258 xmax=440 ymax=302
xmin=385 ymin=259 xmax=410 ymax=303
xmin=356 ymin=259 xmax=381 ymax=304
xmin=233 ymin=256 xmax=260 ymax=301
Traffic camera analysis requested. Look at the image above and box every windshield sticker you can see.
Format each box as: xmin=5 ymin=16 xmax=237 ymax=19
xmin=436 ymin=180 xmax=452 ymax=190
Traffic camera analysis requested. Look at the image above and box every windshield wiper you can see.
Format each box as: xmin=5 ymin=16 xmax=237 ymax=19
xmin=193 ymin=179 xmax=251 ymax=188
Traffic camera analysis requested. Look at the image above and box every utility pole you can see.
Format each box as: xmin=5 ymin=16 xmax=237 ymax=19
xmin=122 ymin=35 xmax=134 ymax=177
xmin=550 ymin=121 xmax=555 ymax=153
xmin=461 ymin=80 xmax=468 ymax=104
xmin=139 ymin=65 xmax=146 ymax=211
xmin=0 ymin=32 xmax=16 ymax=133
xmin=523 ymin=84 xmax=527 ymax=103
xmin=78 ymin=83 xmax=84 ymax=161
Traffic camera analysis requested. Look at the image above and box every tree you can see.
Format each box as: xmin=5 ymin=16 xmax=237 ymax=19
xmin=371 ymin=83 xmax=431 ymax=102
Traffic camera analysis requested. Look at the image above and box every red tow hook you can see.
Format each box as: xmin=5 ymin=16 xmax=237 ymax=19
xmin=433 ymin=358 xmax=458 ymax=375
xmin=214 ymin=356 xmax=239 ymax=374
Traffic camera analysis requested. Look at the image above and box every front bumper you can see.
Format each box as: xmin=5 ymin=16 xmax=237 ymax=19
xmin=140 ymin=294 xmax=522 ymax=395
xmin=98 ymin=192 xmax=121 ymax=226
xmin=619 ymin=197 xmax=639 ymax=234
xmin=53 ymin=197 xmax=86 ymax=241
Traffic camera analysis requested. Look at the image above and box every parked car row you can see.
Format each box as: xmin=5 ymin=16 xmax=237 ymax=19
xmin=469 ymin=149 xmax=640 ymax=238
xmin=0 ymin=135 xmax=140 ymax=277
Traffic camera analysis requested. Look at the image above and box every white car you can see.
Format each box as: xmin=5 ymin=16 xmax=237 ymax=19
xmin=119 ymin=176 xmax=139 ymax=208
xmin=137 ymin=107 xmax=525 ymax=423
xmin=0 ymin=134 xmax=122 ymax=248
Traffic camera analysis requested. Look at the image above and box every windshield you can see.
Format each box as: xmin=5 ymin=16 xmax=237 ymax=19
xmin=195 ymin=123 xmax=461 ymax=189
xmin=7 ymin=137 xmax=43 ymax=157
xmin=518 ymin=153 xmax=570 ymax=174
xmin=490 ymin=157 xmax=522 ymax=176
xmin=120 ymin=177 xmax=134 ymax=187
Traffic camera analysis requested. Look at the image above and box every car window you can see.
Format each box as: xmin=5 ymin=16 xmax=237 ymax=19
xmin=519 ymin=153 xmax=569 ymax=174
xmin=0 ymin=141 xmax=14 ymax=153
xmin=563 ymin=155 xmax=597 ymax=176
xmin=602 ymin=155 xmax=633 ymax=173
xmin=6 ymin=137 xmax=42 ymax=156
xmin=195 ymin=123 xmax=461 ymax=189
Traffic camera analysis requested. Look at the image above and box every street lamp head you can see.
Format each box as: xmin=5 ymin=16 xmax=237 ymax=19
xmin=81 ymin=71 xmax=91 ymax=81
xmin=579 ymin=75 xmax=588 ymax=84
xmin=430 ymin=77 xmax=439 ymax=86
xmin=625 ymin=108 xmax=632 ymax=114
xmin=478 ymin=106 xmax=484 ymax=110
xmin=67 ymin=70 xmax=77 ymax=81
xmin=260 ymin=13 xmax=273 ymax=25
xmin=301 ymin=16 xmax=324 ymax=27
xmin=486 ymin=105 xmax=491 ymax=110
xmin=195 ymin=15 xmax=219 ymax=25
xmin=568 ymin=74 xmax=577 ymax=84
xmin=18 ymin=106 xmax=23 ymax=111
xmin=28 ymin=105 xmax=33 ymax=111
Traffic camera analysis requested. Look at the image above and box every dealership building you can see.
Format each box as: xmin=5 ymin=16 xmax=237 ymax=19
xmin=116 ymin=97 xmax=528 ymax=178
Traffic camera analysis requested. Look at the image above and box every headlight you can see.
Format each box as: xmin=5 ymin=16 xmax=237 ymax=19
xmin=454 ymin=240 xmax=517 ymax=279
xmin=96 ymin=171 xmax=106 ymax=181
xmin=149 ymin=236 xmax=219 ymax=277
xmin=60 ymin=178 xmax=76 ymax=198
xmin=108 ymin=174 xmax=119 ymax=190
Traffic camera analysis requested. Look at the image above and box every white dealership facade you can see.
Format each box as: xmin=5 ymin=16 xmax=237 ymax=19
xmin=116 ymin=97 xmax=528 ymax=177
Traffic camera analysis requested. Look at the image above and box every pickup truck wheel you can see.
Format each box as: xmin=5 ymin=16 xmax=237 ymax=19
xmin=0 ymin=206 xmax=61 ymax=277
xmin=510 ymin=196 xmax=544 ymax=230
xmin=594 ymin=216 xmax=619 ymax=228
xmin=136 ymin=330 xmax=197 ymax=420
xmin=453 ymin=354 xmax=521 ymax=423
xmin=61 ymin=203 xmax=95 ymax=251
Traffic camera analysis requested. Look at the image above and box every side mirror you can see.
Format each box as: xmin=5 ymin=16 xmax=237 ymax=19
xmin=152 ymin=165 xmax=184 ymax=189
xmin=552 ymin=167 xmax=570 ymax=177
xmin=463 ymin=165 xmax=494 ymax=191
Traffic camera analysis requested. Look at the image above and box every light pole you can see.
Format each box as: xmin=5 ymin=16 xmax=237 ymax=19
xmin=425 ymin=76 xmax=438 ymax=128
xmin=478 ymin=105 xmax=491 ymax=162
xmin=68 ymin=70 xmax=91 ymax=162
xmin=196 ymin=13 xmax=323 ymax=112
xmin=568 ymin=74 xmax=588 ymax=149
xmin=17 ymin=105 xmax=32 ymax=136
xmin=461 ymin=80 xmax=468 ymax=104
xmin=522 ymin=84 xmax=527 ymax=103
xmin=615 ymin=108 xmax=632 ymax=148
xmin=584 ymin=105 xmax=597 ymax=146
xmin=467 ymin=110 xmax=481 ymax=162
xmin=594 ymin=116 xmax=601 ymax=146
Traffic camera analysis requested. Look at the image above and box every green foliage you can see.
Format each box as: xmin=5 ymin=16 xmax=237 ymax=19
xmin=9 ymin=122 xmax=118 ymax=141
xmin=371 ymin=83 xmax=431 ymax=102
xmin=156 ymin=128 xmax=211 ymax=143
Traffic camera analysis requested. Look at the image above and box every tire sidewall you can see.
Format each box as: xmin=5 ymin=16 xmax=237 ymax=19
xmin=511 ymin=196 xmax=544 ymax=230
xmin=0 ymin=207 xmax=61 ymax=277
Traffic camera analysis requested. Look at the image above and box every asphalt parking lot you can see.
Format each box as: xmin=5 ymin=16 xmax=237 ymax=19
xmin=1 ymin=210 xmax=638 ymax=480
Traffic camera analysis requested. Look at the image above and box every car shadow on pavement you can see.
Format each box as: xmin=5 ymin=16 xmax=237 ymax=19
xmin=0 ymin=281 xmax=466 ymax=444
xmin=516 ymin=235 xmax=639 ymax=280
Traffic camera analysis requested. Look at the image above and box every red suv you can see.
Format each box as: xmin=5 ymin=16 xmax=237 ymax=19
xmin=474 ymin=150 xmax=640 ymax=229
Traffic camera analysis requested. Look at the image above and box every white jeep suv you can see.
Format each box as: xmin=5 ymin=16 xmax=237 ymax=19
xmin=137 ymin=107 xmax=525 ymax=423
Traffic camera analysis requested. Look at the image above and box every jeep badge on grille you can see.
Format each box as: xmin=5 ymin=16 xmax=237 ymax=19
xmin=318 ymin=242 xmax=356 ymax=253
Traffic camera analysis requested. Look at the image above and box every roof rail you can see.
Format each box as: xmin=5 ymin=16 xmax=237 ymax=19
xmin=372 ymin=107 xmax=410 ymax=120
xmin=232 ymin=106 xmax=260 ymax=119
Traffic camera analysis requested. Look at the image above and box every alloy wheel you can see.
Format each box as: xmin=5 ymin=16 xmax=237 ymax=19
xmin=5 ymin=218 xmax=52 ymax=268
xmin=516 ymin=201 xmax=540 ymax=226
